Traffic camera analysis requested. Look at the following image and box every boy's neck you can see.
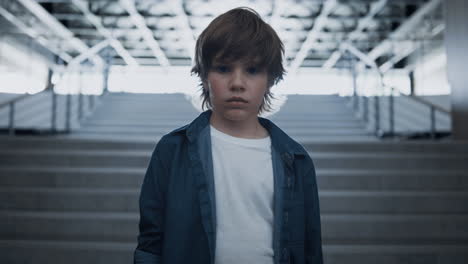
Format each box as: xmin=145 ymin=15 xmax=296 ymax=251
xmin=209 ymin=112 xmax=269 ymax=139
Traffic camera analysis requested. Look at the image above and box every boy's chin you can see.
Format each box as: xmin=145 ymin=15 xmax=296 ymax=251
xmin=219 ymin=108 xmax=257 ymax=121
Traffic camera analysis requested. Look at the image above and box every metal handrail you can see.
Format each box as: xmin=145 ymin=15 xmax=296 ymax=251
xmin=0 ymin=94 xmax=31 ymax=135
xmin=405 ymin=92 xmax=450 ymax=114
xmin=0 ymin=94 xmax=30 ymax=109
xmin=342 ymin=42 xmax=450 ymax=139
xmin=1 ymin=89 xmax=107 ymax=135
xmin=350 ymin=85 xmax=451 ymax=139
xmin=386 ymin=86 xmax=450 ymax=139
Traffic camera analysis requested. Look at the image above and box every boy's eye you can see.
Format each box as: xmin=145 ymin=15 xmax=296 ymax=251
xmin=215 ymin=65 xmax=229 ymax=73
xmin=247 ymin=66 xmax=259 ymax=74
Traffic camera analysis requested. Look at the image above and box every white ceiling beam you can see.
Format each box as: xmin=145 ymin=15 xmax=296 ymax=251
xmin=70 ymin=0 xmax=139 ymax=66
xmin=348 ymin=0 xmax=388 ymax=40
xmin=0 ymin=5 xmax=72 ymax=63
xmin=169 ymin=0 xmax=196 ymax=62
xmin=361 ymin=0 xmax=441 ymax=71
xmin=120 ymin=0 xmax=170 ymax=67
xmin=379 ymin=23 xmax=445 ymax=73
xmin=322 ymin=51 xmax=341 ymax=69
xmin=341 ymin=42 xmax=379 ymax=69
xmin=340 ymin=42 xmax=386 ymax=92
xmin=56 ymin=39 xmax=111 ymax=79
xmin=289 ymin=0 xmax=338 ymax=74
xmin=68 ymin=39 xmax=111 ymax=67
xmin=323 ymin=0 xmax=387 ymax=69
xmin=15 ymin=0 xmax=103 ymax=68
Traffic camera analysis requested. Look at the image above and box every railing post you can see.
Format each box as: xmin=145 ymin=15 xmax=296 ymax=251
xmin=389 ymin=91 xmax=394 ymax=136
xmin=66 ymin=93 xmax=71 ymax=133
xmin=78 ymin=71 xmax=83 ymax=121
xmin=51 ymin=91 xmax=57 ymax=132
xmin=375 ymin=96 xmax=380 ymax=136
xmin=364 ymin=96 xmax=368 ymax=123
xmin=354 ymin=95 xmax=359 ymax=113
xmin=90 ymin=94 xmax=95 ymax=111
xmin=430 ymin=106 xmax=436 ymax=139
xmin=8 ymin=102 xmax=15 ymax=136
xmin=352 ymin=61 xmax=358 ymax=112
xmin=78 ymin=92 xmax=83 ymax=121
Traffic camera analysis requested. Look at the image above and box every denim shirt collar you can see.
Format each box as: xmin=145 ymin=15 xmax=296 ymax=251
xmin=177 ymin=109 xmax=307 ymax=158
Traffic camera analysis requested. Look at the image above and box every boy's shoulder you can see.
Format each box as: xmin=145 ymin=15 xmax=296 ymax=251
xmin=156 ymin=124 xmax=188 ymax=149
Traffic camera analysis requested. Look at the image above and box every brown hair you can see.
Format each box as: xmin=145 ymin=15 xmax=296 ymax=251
xmin=191 ymin=7 xmax=285 ymax=114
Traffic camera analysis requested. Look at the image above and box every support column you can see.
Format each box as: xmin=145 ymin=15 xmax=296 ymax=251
xmin=445 ymin=0 xmax=468 ymax=140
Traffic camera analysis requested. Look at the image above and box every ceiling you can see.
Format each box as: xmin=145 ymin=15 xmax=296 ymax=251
xmin=0 ymin=0 xmax=444 ymax=72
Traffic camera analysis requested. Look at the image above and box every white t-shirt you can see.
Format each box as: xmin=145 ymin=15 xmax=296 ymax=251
xmin=210 ymin=124 xmax=274 ymax=264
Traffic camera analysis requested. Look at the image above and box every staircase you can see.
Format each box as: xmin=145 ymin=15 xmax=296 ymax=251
xmin=63 ymin=93 xmax=376 ymax=141
xmin=63 ymin=93 xmax=199 ymax=140
xmin=0 ymin=92 xmax=467 ymax=264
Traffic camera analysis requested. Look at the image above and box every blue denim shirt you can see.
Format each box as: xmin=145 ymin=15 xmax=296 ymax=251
xmin=134 ymin=110 xmax=323 ymax=264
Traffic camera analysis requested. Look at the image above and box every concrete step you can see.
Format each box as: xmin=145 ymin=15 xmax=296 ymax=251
xmin=81 ymin=119 xmax=192 ymax=127
xmin=0 ymin=240 xmax=133 ymax=264
xmin=316 ymin=169 xmax=468 ymax=191
xmin=0 ymin=136 xmax=156 ymax=151
xmin=89 ymin=113 xmax=198 ymax=120
xmin=322 ymin=214 xmax=468 ymax=244
xmin=0 ymin=211 xmax=138 ymax=242
xmin=322 ymin=244 xmax=468 ymax=264
xmin=311 ymin=152 xmax=468 ymax=170
xmin=1 ymin=167 xmax=466 ymax=191
xmin=1 ymin=240 xmax=466 ymax=264
xmin=72 ymin=128 xmax=373 ymax=137
xmin=1 ymin=211 xmax=467 ymax=244
xmin=66 ymin=134 xmax=379 ymax=143
xmin=3 ymin=239 xmax=468 ymax=264
xmin=85 ymin=116 xmax=365 ymax=126
xmin=79 ymin=121 xmax=367 ymax=131
xmin=0 ymin=150 xmax=150 ymax=168
xmin=62 ymin=134 xmax=379 ymax=142
xmin=302 ymin=141 xmax=468 ymax=154
xmin=0 ymin=167 xmax=145 ymax=188
xmin=1 ymin=136 xmax=466 ymax=153
xmin=2 ymin=150 xmax=467 ymax=169
xmin=269 ymin=117 xmax=365 ymax=122
xmin=1 ymin=188 xmax=467 ymax=214
xmin=74 ymin=126 xmax=370 ymax=135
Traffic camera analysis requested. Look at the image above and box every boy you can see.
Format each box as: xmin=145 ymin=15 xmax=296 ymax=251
xmin=135 ymin=7 xmax=323 ymax=264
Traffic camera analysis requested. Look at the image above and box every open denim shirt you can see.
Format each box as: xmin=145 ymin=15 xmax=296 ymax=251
xmin=134 ymin=110 xmax=323 ymax=264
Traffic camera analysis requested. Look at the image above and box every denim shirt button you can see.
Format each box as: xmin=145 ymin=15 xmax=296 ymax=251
xmin=282 ymin=248 xmax=289 ymax=260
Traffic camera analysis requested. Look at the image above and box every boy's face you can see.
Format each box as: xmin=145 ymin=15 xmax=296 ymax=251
xmin=205 ymin=57 xmax=268 ymax=122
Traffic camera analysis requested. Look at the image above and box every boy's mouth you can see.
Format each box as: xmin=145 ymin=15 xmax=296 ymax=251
xmin=226 ymin=97 xmax=248 ymax=103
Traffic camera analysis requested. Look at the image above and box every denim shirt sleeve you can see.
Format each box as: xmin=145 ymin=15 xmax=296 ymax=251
xmin=304 ymin=162 xmax=324 ymax=264
xmin=134 ymin=147 xmax=167 ymax=264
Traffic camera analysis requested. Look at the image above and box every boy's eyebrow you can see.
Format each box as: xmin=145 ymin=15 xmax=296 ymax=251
xmin=211 ymin=59 xmax=228 ymax=64
xmin=212 ymin=57 xmax=263 ymax=65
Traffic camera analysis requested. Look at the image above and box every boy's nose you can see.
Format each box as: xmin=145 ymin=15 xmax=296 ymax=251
xmin=230 ymin=68 xmax=245 ymax=91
